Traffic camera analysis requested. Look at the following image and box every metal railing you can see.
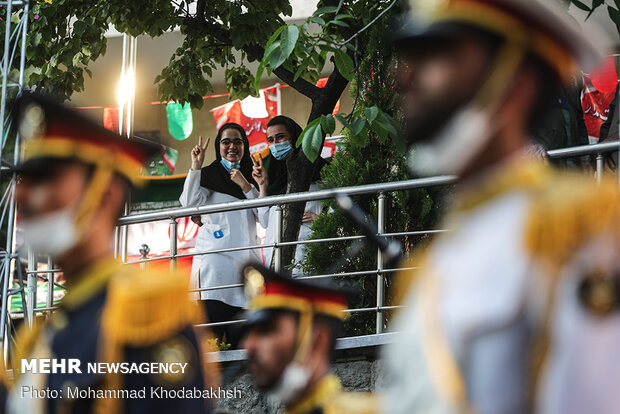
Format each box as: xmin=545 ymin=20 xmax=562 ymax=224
xmin=17 ymin=140 xmax=620 ymax=343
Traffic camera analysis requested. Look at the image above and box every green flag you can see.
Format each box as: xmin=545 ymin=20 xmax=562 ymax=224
xmin=166 ymin=101 xmax=193 ymax=140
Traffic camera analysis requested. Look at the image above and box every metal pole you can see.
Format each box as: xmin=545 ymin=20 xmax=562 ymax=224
xmin=170 ymin=218 xmax=178 ymax=271
xmin=46 ymin=256 xmax=53 ymax=318
xmin=274 ymin=205 xmax=282 ymax=272
xmin=127 ymin=36 xmax=137 ymax=138
xmin=376 ymin=192 xmax=385 ymax=334
xmin=596 ymin=153 xmax=604 ymax=185
xmin=26 ymin=249 xmax=36 ymax=327
xmin=118 ymin=34 xmax=128 ymax=135
xmin=120 ymin=204 xmax=129 ymax=263
xmin=0 ymin=0 xmax=14 ymax=161
xmin=113 ymin=226 xmax=120 ymax=259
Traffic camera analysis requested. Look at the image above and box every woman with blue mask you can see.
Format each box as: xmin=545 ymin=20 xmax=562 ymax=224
xmin=179 ymin=123 xmax=260 ymax=347
xmin=252 ymin=116 xmax=326 ymax=274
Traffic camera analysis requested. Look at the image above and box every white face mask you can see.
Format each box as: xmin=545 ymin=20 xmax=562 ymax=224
xmin=19 ymin=208 xmax=79 ymax=257
xmin=267 ymin=361 xmax=312 ymax=407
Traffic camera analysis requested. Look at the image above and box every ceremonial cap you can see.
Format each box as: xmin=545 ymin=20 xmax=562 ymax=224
xmin=12 ymin=92 xmax=157 ymax=186
xmin=395 ymin=0 xmax=610 ymax=81
xmin=242 ymin=263 xmax=351 ymax=327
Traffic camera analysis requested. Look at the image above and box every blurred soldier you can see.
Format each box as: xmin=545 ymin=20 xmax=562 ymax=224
xmin=6 ymin=93 xmax=216 ymax=414
xmin=383 ymin=1 xmax=620 ymax=414
xmin=241 ymin=263 xmax=377 ymax=414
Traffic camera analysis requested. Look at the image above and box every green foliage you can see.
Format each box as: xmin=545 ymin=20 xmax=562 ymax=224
xmin=568 ymin=0 xmax=620 ymax=27
xmin=206 ymin=337 xmax=232 ymax=352
xmin=303 ymin=4 xmax=449 ymax=336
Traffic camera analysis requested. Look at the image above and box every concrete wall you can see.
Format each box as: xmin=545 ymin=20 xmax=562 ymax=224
xmin=214 ymin=356 xmax=384 ymax=414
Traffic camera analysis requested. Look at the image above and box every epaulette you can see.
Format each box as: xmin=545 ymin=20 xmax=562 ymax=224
xmin=325 ymin=391 xmax=379 ymax=414
xmin=101 ymin=267 xmax=202 ymax=347
xmin=525 ymin=173 xmax=620 ymax=272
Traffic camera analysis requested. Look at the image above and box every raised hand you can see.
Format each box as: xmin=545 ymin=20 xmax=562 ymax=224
xmin=302 ymin=210 xmax=319 ymax=223
xmin=190 ymin=136 xmax=210 ymax=171
xmin=252 ymin=153 xmax=268 ymax=191
xmin=230 ymin=169 xmax=251 ymax=193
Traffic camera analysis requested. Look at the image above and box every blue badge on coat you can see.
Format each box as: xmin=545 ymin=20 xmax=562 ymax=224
xmin=213 ymin=230 xmax=224 ymax=239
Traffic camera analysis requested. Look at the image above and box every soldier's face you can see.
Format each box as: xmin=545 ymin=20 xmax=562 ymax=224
xmin=397 ymin=35 xmax=493 ymax=145
xmin=16 ymin=162 xmax=89 ymax=221
xmin=242 ymin=313 xmax=298 ymax=390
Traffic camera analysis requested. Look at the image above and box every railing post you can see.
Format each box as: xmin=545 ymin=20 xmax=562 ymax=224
xmin=46 ymin=256 xmax=53 ymax=318
xmin=274 ymin=205 xmax=282 ymax=272
xmin=596 ymin=153 xmax=604 ymax=185
xmin=170 ymin=218 xmax=178 ymax=272
xmin=26 ymin=249 xmax=37 ymax=327
xmin=376 ymin=192 xmax=386 ymax=334
xmin=113 ymin=226 xmax=120 ymax=259
xmin=139 ymin=244 xmax=149 ymax=270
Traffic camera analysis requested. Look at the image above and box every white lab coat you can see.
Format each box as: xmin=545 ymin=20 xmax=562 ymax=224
xmin=179 ymin=169 xmax=261 ymax=307
xmin=260 ymin=182 xmax=322 ymax=274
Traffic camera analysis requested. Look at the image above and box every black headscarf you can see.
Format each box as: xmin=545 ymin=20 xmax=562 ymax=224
xmin=199 ymin=123 xmax=257 ymax=200
xmin=265 ymin=116 xmax=325 ymax=196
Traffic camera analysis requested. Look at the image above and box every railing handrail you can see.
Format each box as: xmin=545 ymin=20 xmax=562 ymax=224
xmin=117 ymin=175 xmax=457 ymax=225
xmin=117 ymin=140 xmax=620 ymax=226
xmin=546 ymin=140 xmax=619 ymax=158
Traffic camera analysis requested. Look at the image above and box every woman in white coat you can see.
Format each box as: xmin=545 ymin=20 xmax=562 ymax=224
xmin=252 ymin=116 xmax=325 ymax=274
xmin=179 ymin=123 xmax=260 ymax=347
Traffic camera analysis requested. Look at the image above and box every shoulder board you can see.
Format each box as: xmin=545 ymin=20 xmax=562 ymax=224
xmin=101 ymin=267 xmax=202 ymax=347
xmin=325 ymin=391 xmax=379 ymax=414
xmin=525 ymin=173 xmax=620 ymax=271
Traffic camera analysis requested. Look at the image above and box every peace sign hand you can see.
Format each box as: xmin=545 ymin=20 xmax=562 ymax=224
xmin=252 ymin=153 xmax=268 ymax=189
xmin=191 ymin=136 xmax=210 ymax=171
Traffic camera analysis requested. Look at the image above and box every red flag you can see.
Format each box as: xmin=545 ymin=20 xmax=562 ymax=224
xmin=103 ymin=107 xmax=119 ymax=133
xmin=582 ymin=74 xmax=616 ymax=142
xmin=212 ymin=86 xmax=280 ymax=155
xmin=590 ymin=56 xmax=618 ymax=94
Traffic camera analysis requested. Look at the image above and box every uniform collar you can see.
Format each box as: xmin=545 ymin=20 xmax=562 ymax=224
xmin=60 ymin=257 xmax=119 ymax=310
xmin=455 ymin=157 xmax=550 ymax=213
xmin=286 ymin=374 xmax=341 ymax=414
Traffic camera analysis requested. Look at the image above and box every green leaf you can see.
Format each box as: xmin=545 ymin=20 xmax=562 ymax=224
xmin=333 ymin=49 xmax=354 ymax=82
xmin=263 ymin=26 xmax=286 ymax=58
xmin=587 ymin=0 xmax=604 ymax=19
xmin=608 ymin=6 xmax=620 ymax=27
xmin=302 ymin=120 xmax=324 ymax=162
xmin=351 ymin=127 xmax=368 ymax=147
xmin=570 ymin=0 xmax=590 ymax=11
xmin=293 ymin=58 xmax=310 ymax=81
xmin=328 ymin=20 xmax=350 ymax=28
xmin=335 ymin=113 xmax=352 ymax=130
xmin=372 ymin=121 xmax=389 ymax=143
xmin=364 ymin=107 xmax=379 ymax=123
xmin=308 ymin=16 xmax=326 ymax=26
xmin=263 ymin=40 xmax=281 ymax=60
xmin=254 ymin=59 xmax=267 ymax=93
xmin=296 ymin=117 xmax=321 ymax=147
xmin=313 ymin=6 xmax=339 ymax=16
xmin=615 ymin=0 xmax=620 ymax=10
xmin=334 ymin=13 xmax=354 ymax=20
xmin=320 ymin=114 xmax=336 ymax=135
xmin=269 ymin=49 xmax=286 ymax=69
xmin=349 ymin=116 xmax=365 ymax=136
xmin=72 ymin=52 xmax=83 ymax=67
xmin=280 ymin=26 xmax=299 ymax=61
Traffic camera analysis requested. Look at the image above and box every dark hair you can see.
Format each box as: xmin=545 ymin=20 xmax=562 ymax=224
xmin=214 ymin=122 xmax=249 ymax=161
xmin=267 ymin=115 xmax=303 ymax=143
xmin=522 ymin=54 xmax=562 ymax=134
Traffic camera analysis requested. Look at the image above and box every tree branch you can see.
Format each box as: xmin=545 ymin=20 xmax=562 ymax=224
xmin=184 ymin=15 xmax=321 ymax=100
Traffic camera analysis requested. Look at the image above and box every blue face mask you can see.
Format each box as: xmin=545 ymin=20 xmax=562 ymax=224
xmin=220 ymin=158 xmax=241 ymax=172
xmin=269 ymin=142 xmax=293 ymax=160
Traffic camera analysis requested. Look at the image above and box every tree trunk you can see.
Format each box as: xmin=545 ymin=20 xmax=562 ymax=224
xmin=277 ymin=70 xmax=349 ymax=270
